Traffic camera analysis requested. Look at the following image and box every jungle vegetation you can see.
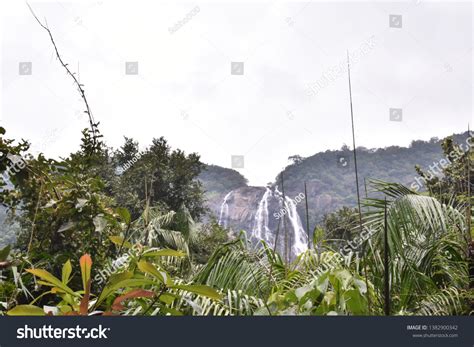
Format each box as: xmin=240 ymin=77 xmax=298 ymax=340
xmin=0 ymin=8 xmax=472 ymax=315
xmin=0 ymin=124 xmax=472 ymax=316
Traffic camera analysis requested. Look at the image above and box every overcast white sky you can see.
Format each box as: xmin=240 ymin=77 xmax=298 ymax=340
xmin=1 ymin=0 xmax=472 ymax=185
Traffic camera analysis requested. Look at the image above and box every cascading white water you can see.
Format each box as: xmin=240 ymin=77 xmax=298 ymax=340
xmin=250 ymin=186 xmax=308 ymax=257
xmin=283 ymin=196 xmax=308 ymax=255
xmin=218 ymin=191 xmax=233 ymax=228
xmin=252 ymin=187 xmax=273 ymax=245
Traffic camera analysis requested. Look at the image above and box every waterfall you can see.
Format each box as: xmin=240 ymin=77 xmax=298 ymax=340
xmin=218 ymin=191 xmax=233 ymax=228
xmin=250 ymin=186 xmax=308 ymax=257
xmin=272 ymin=186 xmax=308 ymax=256
xmin=283 ymin=196 xmax=308 ymax=255
xmin=252 ymin=187 xmax=273 ymax=245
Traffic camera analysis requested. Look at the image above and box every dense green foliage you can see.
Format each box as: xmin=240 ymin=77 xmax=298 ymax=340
xmin=321 ymin=206 xmax=359 ymax=248
xmin=0 ymin=124 xmax=472 ymax=316
xmin=112 ymin=136 xmax=206 ymax=220
xmin=1 ymin=5 xmax=471 ymax=318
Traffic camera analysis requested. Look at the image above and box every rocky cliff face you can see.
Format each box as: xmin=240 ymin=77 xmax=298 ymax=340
xmin=205 ymin=184 xmax=310 ymax=258
xmin=204 ymin=180 xmax=339 ymax=238
xmin=199 ymin=131 xmax=471 ymax=256
xmin=206 ymin=186 xmax=266 ymax=233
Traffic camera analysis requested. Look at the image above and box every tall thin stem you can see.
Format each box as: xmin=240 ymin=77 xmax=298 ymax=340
xmin=347 ymin=51 xmax=371 ymax=314
xmin=273 ymin=218 xmax=281 ymax=253
xmin=27 ymin=182 xmax=44 ymax=255
xmin=304 ymin=181 xmax=311 ymax=249
xmin=347 ymin=51 xmax=363 ymax=230
xmin=364 ymin=177 xmax=368 ymax=200
xmin=384 ymin=198 xmax=390 ymax=316
xmin=467 ymin=125 xmax=471 ymax=241
xmin=280 ymin=173 xmax=289 ymax=266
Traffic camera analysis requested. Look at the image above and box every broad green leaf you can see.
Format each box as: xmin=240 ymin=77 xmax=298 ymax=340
xmin=159 ymin=293 xmax=177 ymax=305
xmin=284 ymin=291 xmax=298 ymax=304
xmin=27 ymin=269 xmax=75 ymax=296
xmin=170 ymin=284 xmax=221 ymax=300
xmin=116 ymin=207 xmax=131 ymax=224
xmin=137 ymin=261 xmax=167 ymax=284
xmin=62 ymin=260 xmax=72 ymax=285
xmin=343 ymin=289 xmax=368 ymax=315
xmin=142 ymin=249 xmax=186 ymax=258
xmin=96 ymin=278 xmax=156 ymax=307
xmin=94 ymin=271 xmax=134 ymax=306
xmin=0 ymin=245 xmax=11 ymax=261
xmin=109 ymin=236 xmax=133 ymax=249
xmin=107 ymin=271 xmax=134 ymax=287
xmin=37 ymin=280 xmax=59 ymax=288
xmin=7 ymin=305 xmax=45 ymax=316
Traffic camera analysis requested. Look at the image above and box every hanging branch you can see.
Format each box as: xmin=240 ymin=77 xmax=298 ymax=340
xmin=26 ymin=2 xmax=99 ymax=148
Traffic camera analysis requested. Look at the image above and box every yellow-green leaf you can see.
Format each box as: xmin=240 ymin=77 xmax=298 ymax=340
xmin=107 ymin=271 xmax=134 ymax=287
xmin=142 ymin=249 xmax=186 ymax=258
xmin=7 ymin=305 xmax=45 ymax=316
xmin=109 ymin=236 xmax=133 ymax=249
xmin=115 ymin=208 xmax=131 ymax=224
xmin=137 ymin=261 xmax=168 ymax=284
xmin=96 ymin=278 xmax=156 ymax=307
xmin=159 ymin=293 xmax=177 ymax=305
xmin=0 ymin=245 xmax=11 ymax=262
xmin=27 ymin=269 xmax=75 ymax=296
xmin=170 ymin=285 xmax=221 ymax=300
xmin=62 ymin=260 xmax=72 ymax=284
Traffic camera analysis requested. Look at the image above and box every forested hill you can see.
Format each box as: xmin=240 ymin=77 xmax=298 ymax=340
xmin=198 ymin=131 xmax=471 ymax=227
xmin=199 ymin=165 xmax=248 ymax=194
xmin=1 ymin=131 xmax=470 ymax=247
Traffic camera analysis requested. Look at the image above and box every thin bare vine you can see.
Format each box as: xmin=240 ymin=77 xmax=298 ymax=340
xmin=26 ymin=2 xmax=101 ymax=149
